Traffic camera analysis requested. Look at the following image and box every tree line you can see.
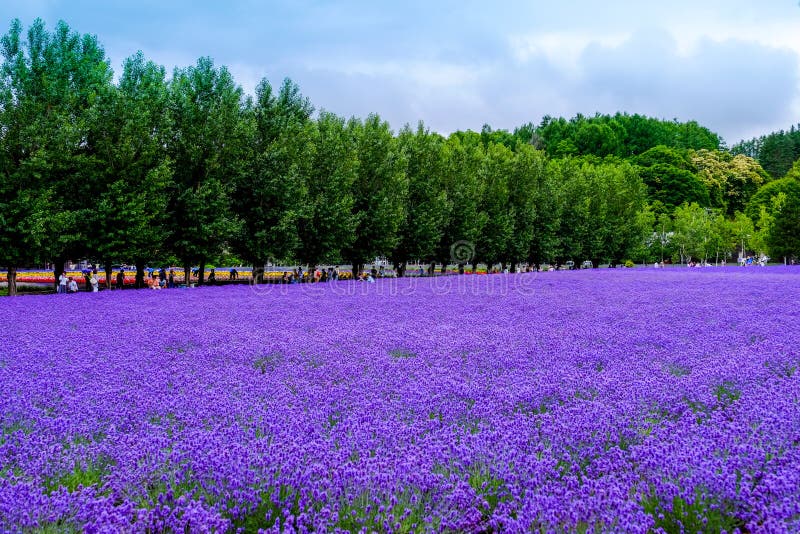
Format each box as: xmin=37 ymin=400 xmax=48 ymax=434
xmin=732 ymin=124 xmax=800 ymax=179
xmin=2 ymin=19 xmax=799 ymax=296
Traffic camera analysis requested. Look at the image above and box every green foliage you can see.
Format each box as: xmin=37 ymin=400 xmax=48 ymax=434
xmin=554 ymin=159 xmax=649 ymax=265
xmin=89 ymin=52 xmax=172 ymax=269
xmin=713 ymin=380 xmax=741 ymax=407
xmin=639 ymin=164 xmax=710 ymax=211
xmin=231 ymin=78 xmax=312 ymax=267
xmin=504 ymin=144 xmax=547 ymax=267
xmin=166 ymin=56 xmax=246 ymax=276
xmin=393 ymin=123 xmax=449 ymax=271
xmin=436 ymin=135 xmax=484 ymax=265
xmin=671 ymin=203 xmax=716 ymax=263
xmin=0 ymin=18 xmax=112 ymax=291
xmin=746 ymin=175 xmax=800 ymax=258
xmin=343 ymin=114 xmax=408 ymax=273
xmin=334 ymin=489 xmax=436 ymax=533
xmin=475 ymin=142 xmax=514 ymax=266
xmin=732 ymin=123 xmax=800 ymax=179
xmin=253 ymin=352 xmax=283 ymax=374
xmin=296 ymin=111 xmax=358 ymax=267
xmin=641 ymin=491 xmax=746 ymax=533
xmin=764 ymin=186 xmax=800 ymax=260
xmin=690 ymin=149 xmax=768 ymax=215
xmin=537 ymin=113 xmax=720 ymax=158
xmin=634 ymin=146 xmax=691 ymax=169
xmin=44 ymin=458 xmax=111 ymax=494
xmin=746 ymin=174 xmax=800 ymax=222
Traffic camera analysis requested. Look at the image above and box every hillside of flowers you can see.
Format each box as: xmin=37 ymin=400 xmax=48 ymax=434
xmin=1 ymin=268 xmax=799 ymax=533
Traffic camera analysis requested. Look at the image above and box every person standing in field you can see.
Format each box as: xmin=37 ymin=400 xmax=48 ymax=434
xmin=116 ymin=270 xmax=124 ymax=289
xmin=90 ymin=272 xmax=99 ymax=292
xmin=58 ymin=272 xmax=68 ymax=294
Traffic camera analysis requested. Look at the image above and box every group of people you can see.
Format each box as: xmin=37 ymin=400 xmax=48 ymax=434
xmin=147 ymin=267 xmax=178 ymax=289
xmin=55 ymin=265 xmax=246 ymax=293
xmin=280 ymin=267 xmax=340 ymax=284
xmin=739 ymin=256 xmax=768 ymax=267
xmin=58 ymin=270 xmax=100 ymax=293
xmin=57 ymin=273 xmax=80 ymax=293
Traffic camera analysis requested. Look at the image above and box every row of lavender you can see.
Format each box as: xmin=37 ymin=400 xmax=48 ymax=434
xmin=1 ymin=269 xmax=798 ymax=532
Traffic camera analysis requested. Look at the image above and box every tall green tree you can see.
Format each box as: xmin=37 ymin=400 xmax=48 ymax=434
xmin=232 ymin=78 xmax=313 ymax=281
xmin=745 ymin=173 xmax=800 ymax=223
xmin=475 ymin=143 xmax=514 ymax=269
xmin=167 ymin=57 xmax=246 ymax=285
xmin=0 ymin=19 xmax=112 ymax=294
xmin=552 ymin=159 xmax=590 ymax=265
xmin=526 ymin=157 xmax=562 ymax=268
xmin=596 ymin=162 xmax=650 ymax=266
xmin=0 ymin=19 xmax=49 ymax=296
xmin=392 ymin=123 xmax=448 ymax=276
xmin=765 ymin=189 xmax=800 ymax=261
xmin=436 ymin=135 xmax=484 ymax=272
xmin=504 ymin=144 xmax=546 ymax=270
xmin=296 ymin=111 xmax=358 ymax=269
xmin=89 ymin=52 xmax=172 ymax=287
xmin=728 ymin=211 xmax=755 ymax=261
xmin=343 ymin=114 xmax=407 ymax=276
xmin=672 ymin=203 xmax=716 ymax=263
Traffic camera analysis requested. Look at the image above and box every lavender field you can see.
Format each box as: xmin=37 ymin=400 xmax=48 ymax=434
xmin=1 ymin=269 xmax=799 ymax=533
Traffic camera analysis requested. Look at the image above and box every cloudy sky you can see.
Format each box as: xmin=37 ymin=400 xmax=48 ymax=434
xmin=2 ymin=0 xmax=799 ymax=144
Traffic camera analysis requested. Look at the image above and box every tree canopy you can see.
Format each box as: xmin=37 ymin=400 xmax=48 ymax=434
xmin=1 ymin=18 xmax=798 ymax=296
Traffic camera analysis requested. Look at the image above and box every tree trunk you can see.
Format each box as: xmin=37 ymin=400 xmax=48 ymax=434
xmin=184 ymin=262 xmax=192 ymax=286
xmin=351 ymin=262 xmax=362 ymax=280
xmin=198 ymin=258 xmax=206 ymax=286
xmin=104 ymin=262 xmax=113 ymax=290
xmin=253 ymin=264 xmax=264 ymax=284
xmin=394 ymin=261 xmax=406 ymax=278
xmin=53 ymin=258 xmax=65 ymax=293
xmin=135 ymin=260 xmax=145 ymax=289
xmin=7 ymin=266 xmax=17 ymax=296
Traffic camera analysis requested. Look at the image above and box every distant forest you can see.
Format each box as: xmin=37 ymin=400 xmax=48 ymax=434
xmin=731 ymin=126 xmax=800 ymax=179
xmin=2 ymin=18 xmax=800 ymax=295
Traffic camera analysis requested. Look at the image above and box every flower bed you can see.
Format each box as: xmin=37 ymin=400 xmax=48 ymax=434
xmin=1 ymin=269 xmax=799 ymax=531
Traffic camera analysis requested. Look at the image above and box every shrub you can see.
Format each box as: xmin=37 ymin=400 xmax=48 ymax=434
xmin=624 ymin=260 xmax=635 ymax=268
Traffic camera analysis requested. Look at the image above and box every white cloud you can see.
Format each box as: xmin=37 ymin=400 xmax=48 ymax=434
xmin=509 ymin=32 xmax=629 ymax=76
